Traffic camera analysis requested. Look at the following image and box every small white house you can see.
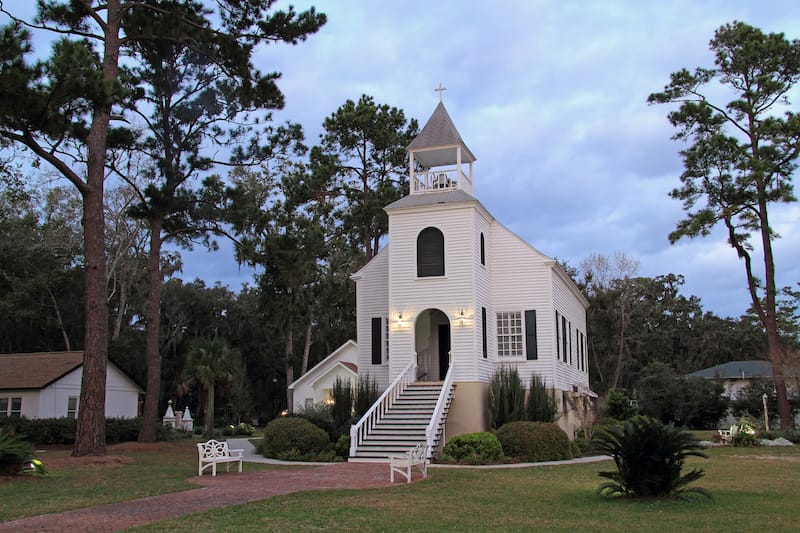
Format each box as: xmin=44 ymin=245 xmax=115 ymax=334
xmin=288 ymin=340 xmax=358 ymax=411
xmin=0 ymin=351 xmax=142 ymax=419
xmin=350 ymin=100 xmax=595 ymax=457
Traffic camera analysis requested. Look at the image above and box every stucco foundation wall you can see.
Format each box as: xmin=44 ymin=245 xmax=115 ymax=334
xmin=443 ymin=382 xmax=489 ymax=447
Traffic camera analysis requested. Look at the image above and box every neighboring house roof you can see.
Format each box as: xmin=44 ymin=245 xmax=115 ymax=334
xmin=0 ymin=351 xmax=143 ymax=392
xmin=687 ymin=360 xmax=774 ymax=380
xmin=310 ymin=361 xmax=359 ymax=389
xmin=288 ymin=340 xmax=358 ymax=391
xmin=0 ymin=351 xmax=83 ymax=390
xmin=406 ymin=102 xmax=476 ymax=167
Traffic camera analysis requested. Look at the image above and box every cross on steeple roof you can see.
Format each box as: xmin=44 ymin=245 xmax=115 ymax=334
xmin=434 ymin=82 xmax=446 ymax=102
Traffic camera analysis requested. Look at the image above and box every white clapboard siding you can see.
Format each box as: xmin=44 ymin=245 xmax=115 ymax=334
xmin=473 ymin=209 xmax=494 ymax=382
xmin=552 ymin=271 xmax=590 ymax=391
xmin=488 ymin=223 xmax=556 ymax=382
xmin=353 ymin=247 xmax=391 ymax=390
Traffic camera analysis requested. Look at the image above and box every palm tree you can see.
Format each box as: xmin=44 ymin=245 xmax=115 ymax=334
xmin=183 ymin=337 xmax=237 ymax=439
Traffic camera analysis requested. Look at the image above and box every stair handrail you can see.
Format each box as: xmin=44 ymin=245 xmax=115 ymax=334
xmin=425 ymin=364 xmax=455 ymax=459
xmin=350 ymin=360 xmax=417 ymax=457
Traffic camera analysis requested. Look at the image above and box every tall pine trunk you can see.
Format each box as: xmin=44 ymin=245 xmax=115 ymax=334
xmin=139 ymin=216 xmax=163 ymax=442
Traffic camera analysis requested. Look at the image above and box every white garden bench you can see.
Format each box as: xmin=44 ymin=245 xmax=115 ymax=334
xmin=389 ymin=443 xmax=429 ymax=484
xmin=197 ymin=439 xmax=244 ymax=476
xmin=718 ymin=424 xmax=739 ymax=444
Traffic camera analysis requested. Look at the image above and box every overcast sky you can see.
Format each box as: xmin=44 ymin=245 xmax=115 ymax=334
xmin=179 ymin=0 xmax=798 ymax=320
xmin=6 ymin=1 xmax=800 ymax=319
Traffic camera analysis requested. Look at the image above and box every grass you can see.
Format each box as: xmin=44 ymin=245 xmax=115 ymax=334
xmin=2 ymin=439 xmax=799 ymax=531
xmin=131 ymin=445 xmax=800 ymax=532
xmin=0 ymin=439 xmax=278 ymax=522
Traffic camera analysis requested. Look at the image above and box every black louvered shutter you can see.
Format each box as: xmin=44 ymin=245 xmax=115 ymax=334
xmin=525 ymin=310 xmax=537 ymax=360
xmin=371 ymin=317 xmax=382 ymax=364
xmin=417 ymin=227 xmax=444 ymax=277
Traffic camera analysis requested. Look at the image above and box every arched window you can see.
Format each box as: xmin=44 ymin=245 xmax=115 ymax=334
xmin=417 ymin=227 xmax=444 ymax=277
xmin=480 ymin=232 xmax=486 ymax=266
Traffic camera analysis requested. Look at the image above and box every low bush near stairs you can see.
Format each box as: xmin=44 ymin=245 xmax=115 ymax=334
xmin=263 ymin=417 xmax=330 ymax=461
xmin=496 ymin=421 xmax=572 ymax=462
xmin=441 ymin=432 xmax=504 ymax=464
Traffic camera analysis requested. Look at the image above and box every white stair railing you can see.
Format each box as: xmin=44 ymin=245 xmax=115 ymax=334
xmin=425 ymin=364 xmax=455 ymax=459
xmin=350 ymin=360 xmax=417 ymax=457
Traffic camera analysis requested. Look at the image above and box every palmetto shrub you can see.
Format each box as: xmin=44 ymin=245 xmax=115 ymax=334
xmin=0 ymin=427 xmax=35 ymax=476
xmin=591 ymin=415 xmax=710 ymax=499
xmin=496 ymin=421 xmax=572 ymax=462
xmin=441 ymin=432 xmax=504 ymax=464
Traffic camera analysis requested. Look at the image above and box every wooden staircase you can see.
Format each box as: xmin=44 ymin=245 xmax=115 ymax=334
xmin=350 ymin=382 xmax=454 ymax=461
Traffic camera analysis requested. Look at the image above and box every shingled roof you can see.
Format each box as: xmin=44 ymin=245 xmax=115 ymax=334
xmin=406 ymin=102 xmax=475 ymax=167
xmin=687 ymin=360 xmax=774 ymax=380
xmin=0 ymin=351 xmax=84 ymax=390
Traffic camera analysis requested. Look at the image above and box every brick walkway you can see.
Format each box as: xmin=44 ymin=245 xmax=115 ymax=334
xmin=0 ymin=462 xmax=406 ymax=533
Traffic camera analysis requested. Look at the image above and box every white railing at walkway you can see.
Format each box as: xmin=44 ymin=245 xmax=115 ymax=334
xmin=350 ymin=360 xmax=417 ymax=457
xmin=425 ymin=364 xmax=455 ymax=459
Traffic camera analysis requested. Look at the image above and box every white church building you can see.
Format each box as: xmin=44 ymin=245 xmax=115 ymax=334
xmin=347 ymin=99 xmax=594 ymax=460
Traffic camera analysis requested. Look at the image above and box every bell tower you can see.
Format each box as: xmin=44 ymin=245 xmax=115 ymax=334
xmin=407 ymin=86 xmax=476 ymax=195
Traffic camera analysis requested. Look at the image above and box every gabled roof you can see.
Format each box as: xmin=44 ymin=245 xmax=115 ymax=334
xmin=407 ymin=102 xmax=475 ymax=167
xmin=687 ymin=360 xmax=775 ymax=380
xmin=0 ymin=351 xmax=83 ymax=390
xmin=288 ymin=340 xmax=358 ymax=390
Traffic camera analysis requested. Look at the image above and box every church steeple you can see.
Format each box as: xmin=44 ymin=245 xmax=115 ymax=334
xmin=407 ymin=94 xmax=476 ymax=195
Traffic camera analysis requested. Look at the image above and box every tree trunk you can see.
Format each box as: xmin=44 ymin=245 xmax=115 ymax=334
xmin=205 ymin=383 xmax=215 ymax=440
xmin=300 ymin=321 xmax=312 ymax=375
xmin=47 ymin=287 xmax=71 ymax=351
xmin=72 ymin=0 xmax=124 ymax=458
xmin=139 ymin=216 xmax=163 ymax=442
xmin=285 ymin=319 xmax=294 ymax=411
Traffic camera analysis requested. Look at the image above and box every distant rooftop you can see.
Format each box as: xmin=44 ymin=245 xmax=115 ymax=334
xmin=687 ymin=360 xmax=774 ymax=380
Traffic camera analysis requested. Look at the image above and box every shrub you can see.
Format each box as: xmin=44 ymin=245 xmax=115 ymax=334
xmin=0 ymin=417 xmax=177 ymax=444
xmin=331 ymin=376 xmax=355 ymax=428
xmin=488 ymin=367 xmax=525 ymax=429
xmin=495 ymin=421 xmax=572 ymax=462
xmin=355 ymin=374 xmax=379 ymax=418
xmin=604 ymin=390 xmax=638 ymax=422
xmin=441 ymin=432 xmax=504 ymax=464
xmin=263 ymin=417 xmax=330 ymax=461
xmin=222 ymin=422 xmax=255 ymax=437
xmin=0 ymin=427 xmax=35 ymax=476
xmin=526 ymin=374 xmax=557 ymax=422
xmin=591 ymin=415 xmax=710 ymax=499
xmin=294 ymin=403 xmax=335 ymax=439
xmin=334 ymin=434 xmax=351 ymax=458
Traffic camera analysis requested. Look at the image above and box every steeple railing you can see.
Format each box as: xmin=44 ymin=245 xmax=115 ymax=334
xmin=412 ymin=168 xmax=470 ymax=194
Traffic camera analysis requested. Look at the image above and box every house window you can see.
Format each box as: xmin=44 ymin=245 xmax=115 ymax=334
xmin=561 ymin=316 xmax=568 ymax=362
xmin=305 ymin=398 xmax=313 ymax=409
xmin=384 ymin=317 xmax=389 ymax=361
xmin=0 ymin=397 xmax=21 ymax=417
xmin=480 ymin=233 xmax=486 ymax=266
xmin=569 ymin=322 xmax=573 ymax=365
xmin=67 ymin=396 xmax=79 ymax=419
xmin=417 ymin=227 xmax=444 ymax=277
xmin=482 ymin=307 xmax=488 ymax=358
xmin=497 ymin=311 xmax=523 ymax=357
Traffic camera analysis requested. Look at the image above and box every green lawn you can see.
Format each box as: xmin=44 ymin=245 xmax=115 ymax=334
xmin=132 ymin=446 xmax=800 ymax=532
xmin=2 ymin=440 xmax=799 ymax=531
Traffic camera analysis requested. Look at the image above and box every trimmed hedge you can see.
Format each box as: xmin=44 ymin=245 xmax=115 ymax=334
xmin=441 ymin=432 xmax=504 ymax=464
xmin=263 ymin=417 xmax=330 ymax=461
xmin=0 ymin=417 xmax=178 ymax=444
xmin=496 ymin=421 xmax=573 ymax=462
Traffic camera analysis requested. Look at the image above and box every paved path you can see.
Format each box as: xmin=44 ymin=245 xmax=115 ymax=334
xmin=0 ymin=438 xmax=611 ymax=532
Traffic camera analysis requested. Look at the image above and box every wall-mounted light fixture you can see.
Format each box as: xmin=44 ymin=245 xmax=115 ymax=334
xmin=394 ymin=312 xmax=409 ymax=329
xmin=458 ymin=309 xmax=466 ymax=326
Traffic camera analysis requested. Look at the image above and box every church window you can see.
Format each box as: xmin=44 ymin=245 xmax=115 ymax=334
xmin=497 ymin=311 xmax=523 ymax=357
xmin=480 ymin=233 xmax=485 ymax=266
xmin=555 ymin=311 xmax=560 ymax=359
xmin=562 ymin=316 xmax=568 ymax=362
xmin=417 ymin=227 xmax=445 ymax=277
